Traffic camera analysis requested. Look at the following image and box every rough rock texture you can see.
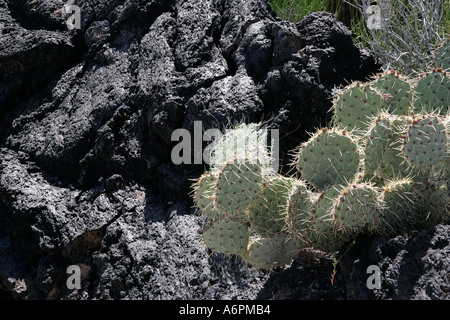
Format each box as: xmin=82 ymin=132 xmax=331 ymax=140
xmin=345 ymin=225 xmax=450 ymax=300
xmin=0 ymin=0 xmax=447 ymax=300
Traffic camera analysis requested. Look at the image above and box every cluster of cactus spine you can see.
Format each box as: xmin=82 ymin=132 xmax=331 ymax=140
xmin=192 ymin=40 xmax=450 ymax=270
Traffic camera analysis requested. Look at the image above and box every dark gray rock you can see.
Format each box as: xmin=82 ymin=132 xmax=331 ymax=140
xmin=0 ymin=148 xmax=117 ymax=253
xmin=0 ymin=0 xmax=75 ymax=121
xmin=1 ymin=0 xmax=446 ymax=301
xmin=6 ymin=0 xmax=68 ymax=30
xmin=344 ymin=225 xmax=450 ymax=300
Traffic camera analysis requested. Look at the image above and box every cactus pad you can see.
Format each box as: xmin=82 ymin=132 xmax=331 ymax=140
xmin=363 ymin=114 xmax=391 ymax=177
xmin=243 ymin=235 xmax=304 ymax=269
xmin=215 ymin=159 xmax=264 ymax=221
xmin=193 ymin=172 xmax=223 ymax=220
xmin=209 ymin=123 xmax=274 ymax=171
xmin=377 ymin=117 xmax=412 ymax=179
xmin=413 ymin=184 xmax=450 ymax=229
xmin=307 ymin=186 xmax=346 ymax=251
xmin=203 ymin=220 xmax=250 ymax=255
xmin=371 ymin=71 xmax=412 ymax=115
xmin=413 ymin=70 xmax=450 ymax=114
xmin=332 ymin=183 xmax=382 ymax=232
xmin=332 ymin=83 xmax=387 ymax=131
xmin=377 ymin=179 xmax=415 ymax=235
xmin=403 ymin=115 xmax=447 ymax=168
xmin=296 ymin=128 xmax=360 ymax=190
xmin=249 ymin=175 xmax=295 ymax=237
xmin=285 ymin=180 xmax=315 ymax=238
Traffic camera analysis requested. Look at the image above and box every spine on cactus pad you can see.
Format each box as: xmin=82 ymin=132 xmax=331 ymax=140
xmin=295 ymin=127 xmax=361 ymax=191
xmin=248 ymin=175 xmax=296 ymax=238
xmin=331 ymin=82 xmax=387 ymax=132
xmin=413 ymin=69 xmax=449 ymax=115
xmin=370 ymin=70 xmax=413 ymax=116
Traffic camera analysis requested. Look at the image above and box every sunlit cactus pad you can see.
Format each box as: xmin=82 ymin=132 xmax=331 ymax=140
xmin=413 ymin=69 xmax=449 ymax=114
xmin=371 ymin=70 xmax=412 ymax=115
xmin=203 ymin=220 xmax=250 ymax=255
xmin=332 ymin=83 xmax=387 ymax=131
xmin=403 ymin=115 xmax=447 ymax=168
xmin=295 ymin=128 xmax=360 ymax=190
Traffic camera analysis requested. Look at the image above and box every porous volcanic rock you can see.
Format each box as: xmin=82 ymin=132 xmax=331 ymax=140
xmin=2 ymin=0 xmax=445 ymax=301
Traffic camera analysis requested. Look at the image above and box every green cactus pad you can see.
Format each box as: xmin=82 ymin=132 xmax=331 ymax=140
xmin=310 ymin=187 xmax=339 ymax=235
xmin=193 ymin=171 xmax=223 ymax=220
xmin=403 ymin=115 xmax=447 ymax=168
xmin=332 ymin=83 xmax=387 ymax=131
xmin=203 ymin=220 xmax=250 ymax=255
xmin=305 ymin=186 xmax=347 ymax=251
xmin=285 ymin=180 xmax=315 ymax=238
xmin=363 ymin=114 xmax=391 ymax=177
xmin=434 ymin=39 xmax=450 ymax=71
xmin=371 ymin=71 xmax=412 ymax=115
xmin=413 ymin=70 xmax=450 ymax=114
xmin=309 ymin=229 xmax=348 ymax=253
xmin=377 ymin=116 xmax=413 ymax=179
xmin=296 ymin=128 xmax=360 ymax=190
xmin=377 ymin=179 xmax=415 ymax=235
xmin=215 ymin=159 xmax=264 ymax=221
xmin=414 ymin=183 xmax=450 ymax=227
xmin=332 ymin=183 xmax=382 ymax=232
xmin=249 ymin=175 xmax=296 ymax=238
xmin=242 ymin=235 xmax=305 ymax=270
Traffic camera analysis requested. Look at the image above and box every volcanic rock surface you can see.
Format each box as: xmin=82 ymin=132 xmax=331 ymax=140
xmin=1 ymin=0 xmax=447 ymax=300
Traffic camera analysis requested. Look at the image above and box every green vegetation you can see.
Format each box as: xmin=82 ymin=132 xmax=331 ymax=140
xmin=270 ymin=0 xmax=449 ymax=32
xmin=269 ymin=0 xmax=449 ymax=73
xmin=269 ymin=0 xmax=327 ymax=23
xmin=193 ymin=43 xmax=450 ymax=269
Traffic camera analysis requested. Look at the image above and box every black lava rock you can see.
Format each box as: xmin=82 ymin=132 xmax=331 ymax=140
xmin=1 ymin=0 xmax=446 ymax=301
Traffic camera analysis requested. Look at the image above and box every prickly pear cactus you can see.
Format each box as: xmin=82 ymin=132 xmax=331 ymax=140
xmin=402 ymin=114 xmax=447 ymax=168
xmin=332 ymin=83 xmax=387 ymax=131
xmin=413 ymin=69 xmax=450 ymax=114
xmin=193 ymin=60 xmax=449 ymax=270
xmin=371 ymin=70 xmax=413 ymax=116
xmin=295 ymin=128 xmax=360 ymax=190
xmin=249 ymin=175 xmax=295 ymax=238
xmin=202 ymin=220 xmax=249 ymax=256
